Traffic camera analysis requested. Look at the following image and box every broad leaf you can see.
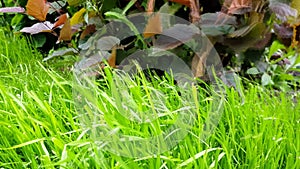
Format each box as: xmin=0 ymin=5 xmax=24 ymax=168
xmin=268 ymin=40 xmax=286 ymax=60
xmin=273 ymin=23 xmax=293 ymax=39
xmin=20 ymin=21 xmax=53 ymax=34
xmin=246 ymin=67 xmax=260 ymax=74
xmin=43 ymin=48 xmax=78 ymax=61
xmin=223 ymin=22 xmax=266 ymax=52
xmin=291 ymin=0 xmax=300 ymax=16
xmin=200 ymin=12 xmax=236 ymax=36
xmin=75 ymin=51 xmax=111 ymax=70
xmin=269 ymin=2 xmax=297 ymax=22
xmin=80 ymin=24 xmax=96 ymax=40
xmin=261 ymin=73 xmax=274 ymax=86
xmin=96 ymin=36 xmax=120 ymax=51
xmin=143 ymin=13 xmax=162 ymax=38
xmin=228 ymin=21 xmax=258 ymax=38
xmin=0 ymin=7 xmax=25 ymax=13
xmin=58 ymin=19 xmax=72 ymax=42
xmin=54 ymin=13 xmax=68 ymax=28
xmin=26 ymin=0 xmax=50 ymax=21
xmin=154 ymin=24 xmax=200 ymax=50
xmin=67 ymin=0 xmax=84 ymax=6
xmin=228 ymin=12 xmax=263 ymax=38
xmin=70 ymin=8 xmax=86 ymax=26
xmin=201 ymin=12 xmax=237 ymax=25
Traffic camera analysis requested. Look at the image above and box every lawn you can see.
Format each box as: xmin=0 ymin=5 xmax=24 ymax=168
xmin=0 ymin=31 xmax=299 ymax=168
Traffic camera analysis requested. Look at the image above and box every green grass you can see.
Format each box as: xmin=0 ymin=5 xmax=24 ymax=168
xmin=0 ymin=31 xmax=299 ymax=168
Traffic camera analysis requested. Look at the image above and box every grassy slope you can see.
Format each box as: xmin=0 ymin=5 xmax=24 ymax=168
xmin=0 ymin=31 xmax=299 ymax=168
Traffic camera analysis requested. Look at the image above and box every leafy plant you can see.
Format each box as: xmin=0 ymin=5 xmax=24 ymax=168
xmin=246 ymin=40 xmax=300 ymax=90
xmin=0 ymin=0 xmax=300 ymax=89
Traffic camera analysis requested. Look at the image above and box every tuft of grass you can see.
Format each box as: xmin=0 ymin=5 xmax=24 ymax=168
xmin=0 ymin=31 xmax=299 ymax=168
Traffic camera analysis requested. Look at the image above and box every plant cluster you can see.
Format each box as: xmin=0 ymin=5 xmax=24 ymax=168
xmin=0 ymin=0 xmax=299 ymax=89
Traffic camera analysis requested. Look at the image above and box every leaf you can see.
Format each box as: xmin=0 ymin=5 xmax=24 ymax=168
xmin=177 ymin=148 xmax=222 ymax=168
xmin=246 ymin=67 xmax=260 ymax=74
xmin=80 ymin=24 xmax=96 ymax=40
xmin=228 ymin=12 xmax=263 ymax=38
xmin=192 ymin=54 xmax=206 ymax=77
xmin=32 ymin=34 xmax=47 ymax=48
xmin=269 ymin=2 xmax=298 ymax=22
xmin=291 ymin=0 xmax=300 ymax=17
xmin=0 ymin=138 xmax=46 ymax=150
xmin=107 ymin=46 xmax=117 ymax=67
xmin=143 ymin=13 xmax=163 ymax=38
xmin=58 ymin=19 xmax=72 ymax=42
xmin=201 ymin=12 xmax=237 ymax=25
xmin=223 ymin=22 xmax=266 ymax=52
xmin=200 ymin=12 xmax=236 ymax=36
xmin=154 ymin=24 xmax=200 ymax=50
xmin=273 ymin=23 xmax=293 ymax=39
xmin=53 ymin=13 xmax=68 ymax=28
xmin=228 ymin=21 xmax=258 ymax=38
xmin=228 ymin=0 xmax=252 ymax=15
xmin=0 ymin=7 xmax=25 ymax=13
xmin=202 ymin=25 xmax=235 ymax=36
xmin=261 ymin=73 xmax=274 ymax=86
xmin=268 ymin=40 xmax=286 ymax=60
xmin=67 ymin=0 xmax=84 ymax=6
xmin=96 ymin=36 xmax=120 ymax=51
xmin=191 ymin=41 xmax=215 ymax=78
xmin=70 ymin=8 xmax=86 ymax=26
xmin=20 ymin=21 xmax=53 ymax=34
xmin=26 ymin=0 xmax=50 ymax=21
xmin=43 ymin=48 xmax=78 ymax=61
xmin=75 ymin=51 xmax=111 ymax=70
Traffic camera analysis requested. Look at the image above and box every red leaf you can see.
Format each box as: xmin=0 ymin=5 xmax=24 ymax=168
xmin=20 ymin=21 xmax=54 ymax=34
xmin=58 ymin=19 xmax=72 ymax=42
xmin=0 ymin=7 xmax=25 ymax=13
xmin=26 ymin=0 xmax=50 ymax=21
xmin=80 ymin=24 xmax=96 ymax=40
xmin=143 ymin=13 xmax=162 ymax=38
xmin=169 ymin=0 xmax=190 ymax=7
xmin=53 ymin=13 xmax=68 ymax=28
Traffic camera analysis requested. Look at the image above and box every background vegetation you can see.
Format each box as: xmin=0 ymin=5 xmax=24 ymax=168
xmin=0 ymin=0 xmax=299 ymax=168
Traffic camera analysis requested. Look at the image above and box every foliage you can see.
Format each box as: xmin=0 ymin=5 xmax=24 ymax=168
xmin=0 ymin=33 xmax=299 ymax=168
xmin=0 ymin=0 xmax=300 ymax=89
xmin=246 ymin=40 xmax=300 ymax=90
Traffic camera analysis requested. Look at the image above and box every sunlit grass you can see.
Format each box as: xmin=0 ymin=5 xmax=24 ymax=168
xmin=0 ymin=31 xmax=299 ymax=168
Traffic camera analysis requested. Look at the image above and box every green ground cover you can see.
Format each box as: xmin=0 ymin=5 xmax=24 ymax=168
xmin=0 ymin=31 xmax=299 ymax=168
